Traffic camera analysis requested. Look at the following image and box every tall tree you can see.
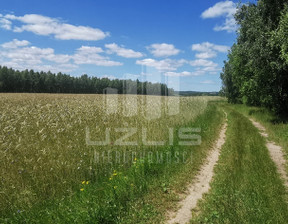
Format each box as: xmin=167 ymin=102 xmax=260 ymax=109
xmin=221 ymin=0 xmax=288 ymax=114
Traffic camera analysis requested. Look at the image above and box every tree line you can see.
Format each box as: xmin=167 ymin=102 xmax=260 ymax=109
xmin=221 ymin=0 xmax=288 ymax=114
xmin=0 ymin=66 xmax=174 ymax=96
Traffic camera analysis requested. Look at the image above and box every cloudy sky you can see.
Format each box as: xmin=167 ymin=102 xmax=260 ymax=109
xmin=0 ymin=0 xmax=253 ymax=91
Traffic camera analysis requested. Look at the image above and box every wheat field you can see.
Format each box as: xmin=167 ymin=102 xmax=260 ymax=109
xmin=0 ymin=93 xmax=220 ymax=220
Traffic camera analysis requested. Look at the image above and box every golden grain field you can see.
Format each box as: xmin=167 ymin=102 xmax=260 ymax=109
xmin=0 ymin=93 xmax=220 ymax=214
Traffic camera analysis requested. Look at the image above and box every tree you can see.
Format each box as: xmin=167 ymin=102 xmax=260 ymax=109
xmin=221 ymin=0 xmax=288 ymax=114
xmin=0 ymin=66 xmax=174 ymax=96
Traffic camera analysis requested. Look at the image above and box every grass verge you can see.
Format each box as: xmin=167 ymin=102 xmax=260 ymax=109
xmin=191 ymin=107 xmax=288 ymax=223
xmin=230 ymin=104 xmax=288 ymax=174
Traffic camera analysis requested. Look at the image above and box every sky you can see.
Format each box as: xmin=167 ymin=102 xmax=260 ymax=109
xmin=0 ymin=0 xmax=248 ymax=91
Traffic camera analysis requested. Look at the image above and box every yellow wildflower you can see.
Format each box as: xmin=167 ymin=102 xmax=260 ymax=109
xmin=80 ymin=188 xmax=84 ymax=191
xmin=86 ymin=181 xmax=89 ymax=185
xmin=113 ymin=186 xmax=117 ymax=189
xmin=82 ymin=181 xmax=86 ymax=184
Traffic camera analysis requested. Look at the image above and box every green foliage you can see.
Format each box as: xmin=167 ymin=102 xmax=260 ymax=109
xmin=221 ymin=0 xmax=288 ymax=114
xmin=0 ymin=66 xmax=174 ymax=96
xmin=231 ymin=104 xmax=288 ymax=163
xmin=272 ymin=6 xmax=288 ymax=64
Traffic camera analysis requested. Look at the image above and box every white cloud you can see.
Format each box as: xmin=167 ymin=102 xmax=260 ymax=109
xmin=2 ymin=39 xmax=30 ymax=48
xmin=189 ymin=59 xmax=221 ymax=75
xmin=192 ymin=42 xmax=229 ymax=59
xmin=164 ymin=71 xmax=196 ymax=77
xmin=200 ymin=66 xmax=220 ymax=72
xmin=201 ymin=1 xmax=237 ymax=33
xmin=147 ymin=43 xmax=180 ymax=57
xmin=195 ymin=51 xmax=217 ymax=59
xmin=105 ymin=43 xmax=143 ymax=58
xmin=73 ymin=46 xmax=123 ymax=66
xmin=201 ymin=1 xmax=236 ymax=18
xmin=192 ymin=42 xmax=229 ymax=53
xmin=0 ymin=40 xmax=122 ymax=75
xmin=196 ymin=66 xmax=221 ymax=75
xmin=200 ymin=80 xmax=215 ymax=84
xmin=100 ymin=75 xmax=118 ymax=80
xmin=190 ymin=59 xmax=218 ymax=67
xmin=31 ymin=63 xmax=78 ymax=73
xmin=0 ymin=59 xmax=78 ymax=74
xmin=0 ymin=17 xmax=12 ymax=30
xmin=0 ymin=44 xmax=71 ymax=65
xmin=76 ymin=46 xmax=104 ymax=54
xmin=214 ymin=16 xmax=237 ymax=32
xmin=45 ymin=53 xmax=72 ymax=64
xmin=0 ymin=14 xmax=109 ymax=41
xmin=136 ymin=58 xmax=186 ymax=72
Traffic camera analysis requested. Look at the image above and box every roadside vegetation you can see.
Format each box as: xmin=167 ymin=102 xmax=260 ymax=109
xmin=191 ymin=107 xmax=288 ymax=223
xmin=230 ymin=104 xmax=288 ymax=174
xmin=212 ymin=1 xmax=288 ymax=220
xmin=220 ymin=0 xmax=288 ymax=114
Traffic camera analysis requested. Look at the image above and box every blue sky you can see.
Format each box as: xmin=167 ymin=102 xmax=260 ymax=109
xmin=0 ymin=0 xmax=246 ymax=91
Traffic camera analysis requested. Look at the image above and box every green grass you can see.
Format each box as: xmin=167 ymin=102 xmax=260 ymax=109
xmin=191 ymin=107 xmax=288 ymax=223
xmin=230 ymin=104 xmax=288 ymax=174
xmin=120 ymin=102 xmax=225 ymax=224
